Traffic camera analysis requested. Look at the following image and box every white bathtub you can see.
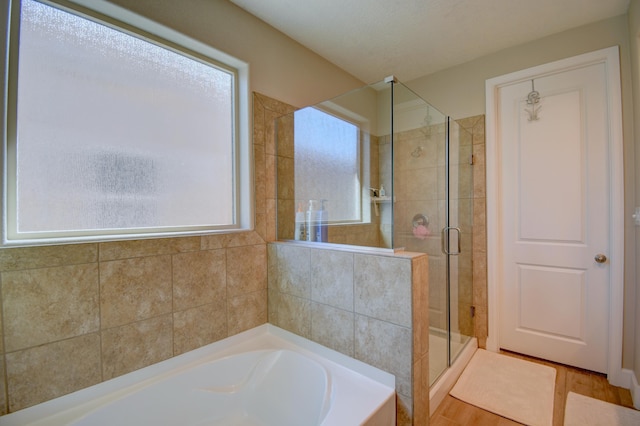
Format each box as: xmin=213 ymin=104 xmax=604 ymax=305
xmin=0 ymin=325 xmax=395 ymax=426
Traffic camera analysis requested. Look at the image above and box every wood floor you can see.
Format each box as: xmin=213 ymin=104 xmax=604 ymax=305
xmin=430 ymin=350 xmax=636 ymax=426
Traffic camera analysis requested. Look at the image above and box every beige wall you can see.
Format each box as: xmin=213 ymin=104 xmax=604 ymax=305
xmin=408 ymin=14 xmax=638 ymax=371
xmin=406 ymin=15 xmax=631 ymax=119
xmin=628 ymin=0 xmax=640 ymax=387
xmin=106 ymin=0 xmax=364 ymax=108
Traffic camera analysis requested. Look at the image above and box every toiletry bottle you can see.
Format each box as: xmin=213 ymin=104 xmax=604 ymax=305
xmin=315 ymin=199 xmax=328 ymax=242
xmin=380 ymin=185 xmax=386 ymax=197
xmin=294 ymin=203 xmax=306 ymax=240
xmin=305 ymin=200 xmax=317 ymax=242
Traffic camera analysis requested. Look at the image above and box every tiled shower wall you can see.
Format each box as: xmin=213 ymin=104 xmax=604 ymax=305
xmin=386 ymin=121 xmax=474 ymax=338
xmin=457 ymin=115 xmax=488 ymax=349
xmin=385 ymin=114 xmax=487 ymax=349
xmin=388 ymin=114 xmax=487 ymax=347
xmin=267 ymin=242 xmax=429 ymax=426
xmin=374 ymin=115 xmax=486 ymax=344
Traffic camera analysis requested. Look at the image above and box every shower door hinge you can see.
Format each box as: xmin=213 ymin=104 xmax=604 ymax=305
xmin=469 ymin=154 xmax=475 ymax=165
xmin=470 ymin=306 xmax=476 ymax=318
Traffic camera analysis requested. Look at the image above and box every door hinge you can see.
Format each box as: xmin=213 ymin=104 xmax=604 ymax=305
xmin=470 ymin=305 xmax=476 ymax=318
xmin=469 ymin=154 xmax=475 ymax=165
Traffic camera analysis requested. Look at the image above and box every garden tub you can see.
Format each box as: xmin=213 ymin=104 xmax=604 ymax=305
xmin=0 ymin=324 xmax=395 ymax=425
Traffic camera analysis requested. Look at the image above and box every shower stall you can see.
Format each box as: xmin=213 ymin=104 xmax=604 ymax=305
xmin=275 ymin=76 xmax=475 ymax=407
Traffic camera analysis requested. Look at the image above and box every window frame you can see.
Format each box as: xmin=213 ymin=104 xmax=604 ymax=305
xmin=1 ymin=0 xmax=252 ymax=246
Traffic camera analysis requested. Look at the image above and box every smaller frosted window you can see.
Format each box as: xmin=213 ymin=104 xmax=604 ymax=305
xmin=294 ymin=108 xmax=360 ymax=222
xmin=10 ymin=0 xmax=237 ymax=240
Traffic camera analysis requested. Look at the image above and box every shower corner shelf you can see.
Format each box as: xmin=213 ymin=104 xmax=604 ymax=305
xmin=371 ymin=196 xmax=392 ymax=203
xmin=371 ymin=196 xmax=393 ymax=217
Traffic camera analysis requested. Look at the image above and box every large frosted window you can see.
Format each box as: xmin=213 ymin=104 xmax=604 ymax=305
xmin=6 ymin=0 xmax=243 ymax=243
xmin=294 ymin=108 xmax=360 ymax=222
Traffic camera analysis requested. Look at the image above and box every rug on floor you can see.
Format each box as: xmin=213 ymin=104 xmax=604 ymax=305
xmin=564 ymin=391 xmax=640 ymax=425
xmin=449 ymin=349 xmax=556 ymax=426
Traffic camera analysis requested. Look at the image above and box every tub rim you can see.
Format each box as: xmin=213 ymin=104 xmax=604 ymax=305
xmin=0 ymin=324 xmax=395 ymax=425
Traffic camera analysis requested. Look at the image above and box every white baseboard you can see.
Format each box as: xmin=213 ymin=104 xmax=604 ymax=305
xmin=611 ymin=367 xmax=631 ymax=388
xmin=618 ymin=368 xmax=640 ymax=409
xmin=631 ymin=370 xmax=640 ymax=410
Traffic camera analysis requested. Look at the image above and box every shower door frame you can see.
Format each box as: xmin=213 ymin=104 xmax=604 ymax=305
xmin=387 ymin=79 xmax=474 ymax=387
xmin=442 ymin=116 xmax=473 ymax=369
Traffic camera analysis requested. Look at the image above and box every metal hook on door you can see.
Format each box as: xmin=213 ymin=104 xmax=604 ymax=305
xmin=441 ymin=227 xmax=461 ymax=255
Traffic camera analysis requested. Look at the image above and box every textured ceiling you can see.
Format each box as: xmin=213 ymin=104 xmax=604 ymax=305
xmin=229 ymin=0 xmax=630 ymax=83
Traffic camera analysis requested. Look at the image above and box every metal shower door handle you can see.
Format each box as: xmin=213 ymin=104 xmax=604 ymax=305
xmin=442 ymin=227 xmax=461 ymax=255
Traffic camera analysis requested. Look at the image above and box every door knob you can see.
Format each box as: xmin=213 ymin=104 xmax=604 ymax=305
xmin=594 ymin=254 xmax=607 ymax=263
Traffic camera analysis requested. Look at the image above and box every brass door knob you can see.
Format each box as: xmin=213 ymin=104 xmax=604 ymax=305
xmin=594 ymin=254 xmax=607 ymax=264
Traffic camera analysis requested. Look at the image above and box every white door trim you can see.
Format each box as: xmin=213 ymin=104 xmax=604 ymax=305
xmin=485 ymin=46 xmax=625 ymax=386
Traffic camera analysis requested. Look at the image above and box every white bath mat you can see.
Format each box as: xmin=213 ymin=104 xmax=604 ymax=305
xmin=450 ymin=349 xmax=556 ymax=426
xmin=564 ymin=391 xmax=640 ymax=425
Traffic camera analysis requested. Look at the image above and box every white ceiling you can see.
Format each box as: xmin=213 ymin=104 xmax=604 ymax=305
xmin=229 ymin=0 xmax=630 ymax=83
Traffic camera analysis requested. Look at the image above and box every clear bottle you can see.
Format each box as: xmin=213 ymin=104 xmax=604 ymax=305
xmin=315 ymin=199 xmax=328 ymax=242
xmin=305 ymin=200 xmax=317 ymax=242
xmin=294 ymin=203 xmax=306 ymax=240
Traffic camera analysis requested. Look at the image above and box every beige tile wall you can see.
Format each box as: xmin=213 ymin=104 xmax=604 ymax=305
xmin=390 ymin=123 xmax=449 ymax=334
xmin=267 ymin=242 xmax=429 ymax=426
xmin=456 ymin=115 xmax=488 ymax=349
xmin=0 ymin=233 xmax=269 ymax=414
xmin=385 ymin=118 xmax=476 ymax=341
xmin=411 ymin=251 xmax=430 ymax=425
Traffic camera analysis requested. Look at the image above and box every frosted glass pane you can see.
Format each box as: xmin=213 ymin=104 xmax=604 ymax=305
xmin=294 ymin=108 xmax=360 ymax=222
xmin=15 ymin=0 xmax=234 ymax=234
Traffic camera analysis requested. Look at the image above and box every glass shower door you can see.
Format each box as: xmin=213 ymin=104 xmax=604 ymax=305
xmin=390 ymin=82 xmax=473 ymax=386
xmin=444 ymin=117 xmax=474 ymax=370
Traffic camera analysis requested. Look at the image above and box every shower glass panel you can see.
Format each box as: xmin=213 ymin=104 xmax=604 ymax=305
xmin=389 ymin=81 xmax=473 ymax=386
xmin=274 ymin=78 xmax=473 ymax=386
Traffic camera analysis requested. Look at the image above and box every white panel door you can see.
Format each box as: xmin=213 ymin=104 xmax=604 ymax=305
xmin=498 ymin=62 xmax=610 ymax=373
